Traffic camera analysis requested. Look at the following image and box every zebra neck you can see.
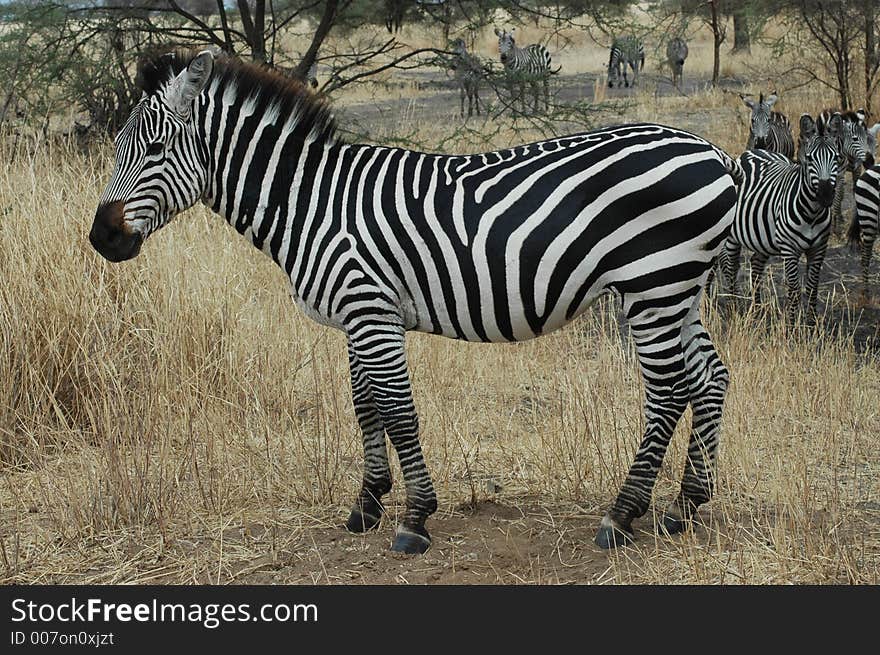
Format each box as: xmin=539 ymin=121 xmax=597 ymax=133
xmin=197 ymin=92 xmax=350 ymax=277
xmin=792 ymin=166 xmax=828 ymax=224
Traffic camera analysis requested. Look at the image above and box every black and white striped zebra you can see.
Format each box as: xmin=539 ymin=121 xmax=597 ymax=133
xmin=493 ymin=27 xmax=555 ymax=113
xmin=449 ymin=38 xmax=482 ymax=119
xmin=666 ymin=37 xmax=688 ymax=89
xmin=607 ymin=35 xmax=645 ymax=88
xmin=722 ymin=114 xmax=842 ymax=322
xmin=741 ymin=92 xmax=795 ymax=159
xmin=814 ymin=109 xmax=875 ymax=232
xmin=849 ymin=163 xmax=880 ymax=295
xmin=89 ymin=49 xmax=741 ymax=554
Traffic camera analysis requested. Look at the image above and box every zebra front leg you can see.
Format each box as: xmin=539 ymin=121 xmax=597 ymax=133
xmin=661 ymin=296 xmax=729 ymax=535
xmin=345 ymin=342 xmax=392 ymax=533
xmin=782 ymin=251 xmax=803 ymax=323
xmin=748 ymin=252 xmax=769 ymax=304
xmin=348 ymin=323 xmax=437 ymax=554
xmin=595 ymin=310 xmax=690 ymax=548
xmin=831 ymin=172 xmax=845 ymax=235
xmin=804 ymin=244 xmax=828 ymax=321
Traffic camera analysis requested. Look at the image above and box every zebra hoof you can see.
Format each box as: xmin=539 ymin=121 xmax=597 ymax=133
xmin=390 ymin=525 xmax=431 ymax=555
xmin=345 ymin=508 xmax=383 ymax=533
xmin=594 ymin=515 xmax=634 ymax=549
xmin=659 ymin=509 xmax=688 ymax=536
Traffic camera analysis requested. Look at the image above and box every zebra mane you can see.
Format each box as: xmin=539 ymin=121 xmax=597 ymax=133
xmin=136 ymin=48 xmax=339 ymax=144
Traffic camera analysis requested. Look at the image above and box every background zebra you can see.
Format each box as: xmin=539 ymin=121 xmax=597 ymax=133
xmin=493 ymin=27 xmax=555 ymax=113
xmin=666 ymin=37 xmax=688 ymax=89
xmin=89 ymin=49 xmax=741 ymax=555
xmin=849 ymin=163 xmax=880 ymax=296
xmin=742 ymin=92 xmax=795 ymax=159
xmin=607 ymin=35 xmax=645 ymax=88
xmin=722 ymin=113 xmax=841 ymax=322
xmin=814 ymin=109 xmax=875 ymax=234
xmin=449 ymin=38 xmax=483 ymax=119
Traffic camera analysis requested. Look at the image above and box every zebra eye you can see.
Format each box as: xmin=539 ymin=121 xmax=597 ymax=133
xmin=146 ymin=141 xmax=164 ymax=157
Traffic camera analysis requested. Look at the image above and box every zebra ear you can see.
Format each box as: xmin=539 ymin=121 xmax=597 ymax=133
xmin=741 ymin=96 xmax=755 ymax=109
xmin=799 ymin=114 xmax=816 ymax=139
xmin=856 ymin=108 xmax=867 ymax=122
xmin=167 ymin=50 xmax=214 ymax=120
xmin=494 ymin=27 xmax=501 ymax=36
xmin=765 ymin=93 xmax=778 ymax=108
xmin=869 ymin=123 xmax=880 ymax=138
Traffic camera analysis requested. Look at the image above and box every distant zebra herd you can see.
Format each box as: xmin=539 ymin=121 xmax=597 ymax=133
xmin=84 ymin=44 xmax=880 ymax=561
xmin=445 ymin=31 xmax=686 ymax=118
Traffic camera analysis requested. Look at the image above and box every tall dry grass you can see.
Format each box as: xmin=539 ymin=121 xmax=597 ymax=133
xmin=0 ymin=18 xmax=879 ymax=584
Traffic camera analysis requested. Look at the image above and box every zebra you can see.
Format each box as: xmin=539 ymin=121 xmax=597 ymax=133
xmin=449 ymin=38 xmax=482 ymax=119
xmin=607 ymin=35 xmax=644 ymax=88
xmin=814 ymin=109 xmax=875 ymax=234
xmin=493 ymin=27 xmax=555 ymax=113
xmin=666 ymin=37 xmax=688 ymax=90
xmin=741 ymin=92 xmax=795 ymax=159
xmin=849 ymin=163 xmax=880 ymax=296
xmin=721 ymin=113 xmax=842 ymax=323
xmin=89 ymin=49 xmax=741 ymax=554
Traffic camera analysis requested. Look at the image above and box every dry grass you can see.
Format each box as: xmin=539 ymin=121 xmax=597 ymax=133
xmin=1 ymin=17 xmax=879 ymax=585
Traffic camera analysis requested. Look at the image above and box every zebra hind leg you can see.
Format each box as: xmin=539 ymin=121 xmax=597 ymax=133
xmin=345 ymin=343 xmax=393 ymax=533
xmin=660 ymin=295 xmax=729 ymax=535
xmin=594 ymin=300 xmax=691 ymax=548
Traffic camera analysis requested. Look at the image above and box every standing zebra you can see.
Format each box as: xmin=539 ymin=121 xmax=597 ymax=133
xmin=666 ymin=37 xmax=688 ymax=90
xmin=607 ymin=35 xmax=645 ymax=88
xmin=493 ymin=27 xmax=555 ymax=113
xmin=449 ymin=38 xmax=482 ymax=119
xmin=741 ymin=92 xmax=795 ymax=159
xmin=722 ymin=114 xmax=842 ymax=322
xmin=89 ymin=49 xmax=741 ymax=554
xmin=813 ymin=109 xmax=874 ymax=233
xmin=849 ymin=163 xmax=880 ymax=296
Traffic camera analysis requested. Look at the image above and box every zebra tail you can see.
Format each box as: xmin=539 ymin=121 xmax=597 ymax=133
xmin=550 ymin=64 xmax=562 ymax=75
xmin=847 ymin=210 xmax=862 ymax=250
xmin=718 ymin=149 xmax=744 ymax=187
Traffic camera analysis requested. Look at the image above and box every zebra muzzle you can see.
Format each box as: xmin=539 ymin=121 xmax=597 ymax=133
xmin=817 ymin=180 xmax=835 ymax=207
xmin=89 ymin=201 xmax=144 ymax=263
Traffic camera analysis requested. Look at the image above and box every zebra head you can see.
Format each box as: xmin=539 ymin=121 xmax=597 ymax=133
xmin=837 ymin=110 xmax=875 ymax=169
xmin=494 ymin=27 xmax=515 ymax=64
xmin=742 ymin=92 xmax=778 ymax=150
xmin=799 ymin=113 xmax=843 ymax=208
xmin=90 ymin=50 xmax=214 ymax=262
xmin=868 ymin=122 xmax=880 ymax=158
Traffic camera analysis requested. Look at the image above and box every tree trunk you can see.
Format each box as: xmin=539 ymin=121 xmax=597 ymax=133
xmin=292 ymin=0 xmax=339 ymax=83
xmin=237 ymin=0 xmax=266 ymax=63
xmin=733 ymin=7 xmax=750 ymax=53
xmin=710 ymin=0 xmax=721 ymax=86
xmin=867 ymin=0 xmax=877 ymax=115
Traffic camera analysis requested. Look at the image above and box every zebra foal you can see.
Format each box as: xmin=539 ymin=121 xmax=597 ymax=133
xmin=494 ymin=27 xmax=555 ymax=113
xmin=89 ymin=49 xmax=741 ymax=554
xmin=722 ymin=114 xmax=841 ymax=322
xmin=607 ymin=35 xmax=644 ymax=88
